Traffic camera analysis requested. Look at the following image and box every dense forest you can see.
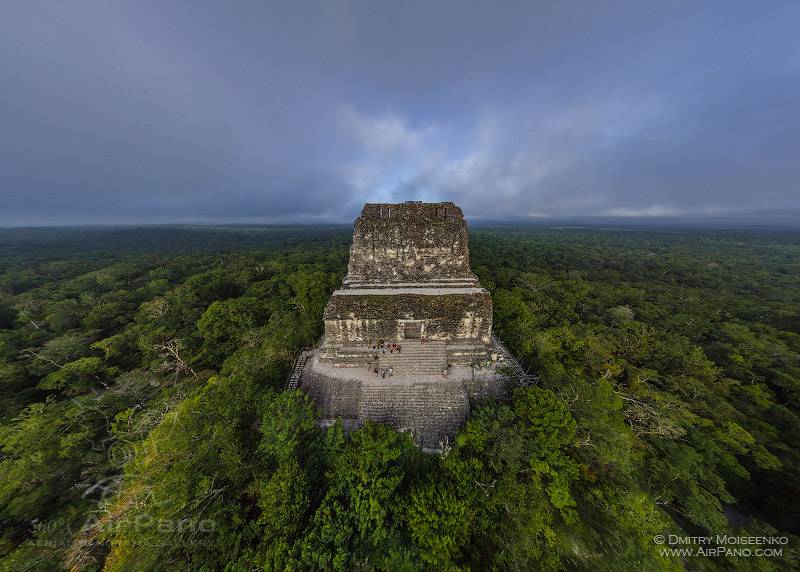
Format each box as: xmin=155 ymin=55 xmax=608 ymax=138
xmin=0 ymin=224 xmax=798 ymax=571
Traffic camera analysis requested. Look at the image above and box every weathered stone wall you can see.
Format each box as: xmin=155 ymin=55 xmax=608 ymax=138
xmin=345 ymin=202 xmax=477 ymax=285
xmin=302 ymin=358 xmax=470 ymax=449
xmin=301 ymin=372 xmax=362 ymax=418
xmin=323 ymin=289 xmax=492 ymax=347
xmin=357 ymin=381 xmax=469 ymax=449
xmin=303 ymin=200 xmax=505 ymax=449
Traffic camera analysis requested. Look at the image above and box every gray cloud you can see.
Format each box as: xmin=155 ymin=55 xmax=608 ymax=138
xmin=1 ymin=1 xmax=798 ymax=225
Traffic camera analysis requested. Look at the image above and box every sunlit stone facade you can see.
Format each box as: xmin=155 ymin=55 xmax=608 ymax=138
xmin=321 ymin=201 xmax=493 ymax=364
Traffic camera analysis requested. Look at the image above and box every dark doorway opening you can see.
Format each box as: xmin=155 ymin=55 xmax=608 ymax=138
xmin=403 ymin=321 xmax=422 ymax=339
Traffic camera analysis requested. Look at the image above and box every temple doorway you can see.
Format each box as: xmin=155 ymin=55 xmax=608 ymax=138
xmin=402 ymin=321 xmax=423 ymax=339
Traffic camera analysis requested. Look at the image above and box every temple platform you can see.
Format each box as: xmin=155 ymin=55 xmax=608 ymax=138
xmin=319 ymin=340 xmax=495 ymax=369
xmin=298 ymin=201 xmax=515 ymax=450
xmin=299 ymin=343 xmax=513 ymax=449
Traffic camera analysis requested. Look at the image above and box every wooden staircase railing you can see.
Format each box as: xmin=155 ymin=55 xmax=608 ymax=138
xmin=286 ymin=347 xmax=313 ymax=390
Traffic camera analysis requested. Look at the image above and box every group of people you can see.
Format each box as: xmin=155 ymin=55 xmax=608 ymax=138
xmin=373 ymin=366 xmax=394 ymax=379
xmin=366 ymin=338 xmax=449 ymax=379
xmin=371 ymin=340 xmax=401 ymax=354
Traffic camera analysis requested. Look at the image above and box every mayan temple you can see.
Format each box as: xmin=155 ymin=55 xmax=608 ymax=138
xmin=295 ymin=201 xmax=516 ymax=449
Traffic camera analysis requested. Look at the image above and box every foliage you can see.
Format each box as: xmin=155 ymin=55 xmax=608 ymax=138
xmin=0 ymin=225 xmax=798 ymax=571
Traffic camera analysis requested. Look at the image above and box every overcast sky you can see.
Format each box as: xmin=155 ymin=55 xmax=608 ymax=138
xmin=1 ymin=1 xmax=799 ymax=226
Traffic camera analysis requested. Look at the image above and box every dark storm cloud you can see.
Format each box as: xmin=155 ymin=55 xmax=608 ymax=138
xmin=1 ymin=1 xmax=798 ymax=225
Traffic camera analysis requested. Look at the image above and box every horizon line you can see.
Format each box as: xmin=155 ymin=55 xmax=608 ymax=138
xmin=1 ymin=214 xmax=799 ymax=232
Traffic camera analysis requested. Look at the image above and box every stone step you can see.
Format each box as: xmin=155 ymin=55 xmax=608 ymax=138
xmin=356 ymin=381 xmax=470 ymax=448
xmin=375 ymin=354 xmax=443 ymax=358
xmin=378 ymin=350 xmax=445 ymax=355
xmin=378 ymin=356 xmax=445 ymax=362
xmin=377 ymin=354 xmax=447 ymax=375
xmin=378 ymin=353 xmax=444 ymax=359
xmin=330 ymin=341 xmax=453 ymax=372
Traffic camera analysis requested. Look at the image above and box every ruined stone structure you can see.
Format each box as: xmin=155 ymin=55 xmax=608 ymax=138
xmin=321 ymin=202 xmax=493 ymax=365
xmin=299 ymin=201 xmax=508 ymax=449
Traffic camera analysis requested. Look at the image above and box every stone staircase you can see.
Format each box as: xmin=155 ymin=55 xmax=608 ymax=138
xmin=377 ymin=341 xmax=447 ymax=376
xmin=285 ymin=349 xmax=313 ymax=389
xmin=357 ymin=380 xmax=469 ymax=448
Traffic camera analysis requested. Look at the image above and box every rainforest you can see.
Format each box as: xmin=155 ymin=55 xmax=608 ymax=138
xmin=0 ymin=225 xmax=798 ymax=571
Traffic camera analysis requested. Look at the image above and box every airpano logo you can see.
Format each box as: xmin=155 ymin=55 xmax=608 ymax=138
xmin=652 ymin=534 xmax=791 ymax=559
